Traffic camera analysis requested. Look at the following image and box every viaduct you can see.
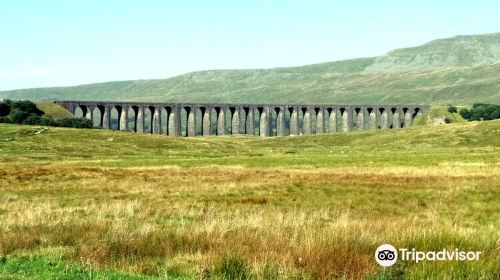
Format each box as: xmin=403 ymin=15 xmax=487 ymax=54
xmin=56 ymin=101 xmax=428 ymax=137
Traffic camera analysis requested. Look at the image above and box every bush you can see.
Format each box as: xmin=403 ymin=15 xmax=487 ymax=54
xmin=448 ymin=106 xmax=457 ymax=113
xmin=10 ymin=100 xmax=44 ymax=116
xmin=0 ymin=102 xmax=10 ymax=117
xmin=490 ymin=108 xmax=500 ymax=120
xmin=462 ymin=104 xmax=500 ymax=121
xmin=9 ymin=109 xmax=30 ymax=124
xmin=7 ymin=100 xmax=45 ymax=124
xmin=459 ymin=108 xmax=471 ymax=120
xmin=22 ymin=115 xmax=43 ymax=125
xmin=57 ymin=118 xmax=93 ymax=128
xmin=40 ymin=117 xmax=57 ymax=126
xmin=0 ymin=116 xmax=12 ymax=123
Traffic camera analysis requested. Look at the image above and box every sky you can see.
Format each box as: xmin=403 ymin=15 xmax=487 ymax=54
xmin=0 ymin=0 xmax=499 ymax=91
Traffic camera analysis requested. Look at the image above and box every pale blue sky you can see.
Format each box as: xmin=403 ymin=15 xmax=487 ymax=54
xmin=0 ymin=0 xmax=499 ymax=90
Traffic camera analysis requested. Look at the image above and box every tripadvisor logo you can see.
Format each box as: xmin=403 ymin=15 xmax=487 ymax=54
xmin=375 ymin=244 xmax=481 ymax=267
xmin=375 ymin=244 xmax=398 ymax=267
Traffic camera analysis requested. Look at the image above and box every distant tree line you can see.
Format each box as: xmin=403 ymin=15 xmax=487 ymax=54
xmin=0 ymin=100 xmax=93 ymax=128
xmin=458 ymin=104 xmax=500 ymax=121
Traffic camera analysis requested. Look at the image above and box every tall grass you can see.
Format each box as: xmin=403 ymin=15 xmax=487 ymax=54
xmin=0 ymin=121 xmax=499 ymax=279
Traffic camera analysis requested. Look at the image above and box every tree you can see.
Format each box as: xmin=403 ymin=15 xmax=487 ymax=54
xmin=11 ymin=100 xmax=44 ymax=116
xmin=490 ymin=108 xmax=500 ymax=120
xmin=459 ymin=108 xmax=471 ymax=120
xmin=448 ymin=106 xmax=457 ymax=113
xmin=0 ymin=102 xmax=10 ymax=117
xmin=9 ymin=109 xmax=29 ymax=124
xmin=23 ymin=115 xmax=42 ymax=125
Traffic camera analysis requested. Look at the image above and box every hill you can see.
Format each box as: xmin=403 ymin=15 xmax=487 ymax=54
xmin=1 ymin=33 xmax=500 ymax=105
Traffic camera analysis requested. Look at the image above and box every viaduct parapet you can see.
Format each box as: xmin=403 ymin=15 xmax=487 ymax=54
xmin=56 ymin=101 xmax=429 ymax=137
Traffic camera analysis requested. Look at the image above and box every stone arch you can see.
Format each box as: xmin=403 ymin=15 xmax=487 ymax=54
xmin=214 ymin=106 xmax=226 ymax=136
xmin=91 ymin=106 xmax=101 ymax=128
xmin=301 ymin=106 xmax=311 ymax=135
xmin=180 ymin=106 xmax=196 ymax=137
xmin=76 ymin=104 xmax=93 ymax=119
xmin=413 ymin=108 xmax=422 ymax=119
xmin=314 ymin=107 xmax=324 ymax=134
xmin=199 ymin=106 xmax=211 ymax=136
xmin=390 ymin=108 xmax=399 ymax=129
xmin=96 ymin=105 xmax=108 ymax=129
xmin=140 ymin=106 xmax=150 ymax=133
xmin=274 ymin=107 xmax=285 ymax=136
xmin=339 ymin=107 xmax=349 ymax=132
xmin=146 ymin=105 xmax=160 ymax=134
xmin=325 ymin=107 xmax=336 ymax=133
xmin=379 ymin=108 xmax=388 ymax=129
xmin=367 ymin=107 xmax=376 ymax=130
xmin=282 ymin=106 xmax=292 ymax=136
xmin=109 ymin=105 xmax=120 ymax=130
xmin=126 ymin=105 xmax=137 ymax=132
xmin=115 ymin=104 xmax=128 ymax=131
xmin=130 ymin=105 xmax=142 ymax=133
xmin=257 ymin=106 xmax=271 ymax=137
xmin=354 ymin=107 xmax=364 ymax=131
xmin=229 ymin=106 xmax=240 ymax=135
xmin=209 ymin=107 xmax=218 ymax=135
xmin=74 ymin=105 xmax=84 ymax=118
xmin=163 ymin=105 xmax=178 ymax=136
xmin=160 ymin=106 xmax=168 ymax=134
xmin=288 ymin=106 xmax=298 ymax=136
xmin=242 ymin=106 xmax=254 ymax=135
xmin=403 ymin=107 xmax=412 ymax=127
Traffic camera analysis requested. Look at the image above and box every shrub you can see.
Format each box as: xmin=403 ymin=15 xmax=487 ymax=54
xmin=22 ymin=115 xmax=43 ymax=125
xmin=490 ymin=108 xmax=500 ymax=120
xmin=11 ymin=100 xmax=44 ymax=116
xmin=40 ymin=117 xmax=57 ymax=126
xmin=0 ymin=102 xmax=10 ymax=117
xmin=459 ymin=108 xmax=471 ymax=120
xmin=462 ymin=104 xmax=500 ymax=121
xmin=7 ymin=101 xmax=45 ymax=124
xmin=448 ymin=106 xmax=457 ymax=113
xmin=0 ymin=116 xmax=12 ymax=123
xmin=57 ymin=118 xmax=93 ymax=128
xmin=9 ymin=109 xmax=30 ymax=124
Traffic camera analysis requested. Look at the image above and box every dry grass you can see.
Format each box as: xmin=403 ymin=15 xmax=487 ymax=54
xmin=0 ymin=164 xmax=499 ymax=279
xmin=0 ymin=121 xmax=499 ymax=279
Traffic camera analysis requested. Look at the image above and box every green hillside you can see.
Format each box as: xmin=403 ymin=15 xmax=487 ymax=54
xmin=1 ymin=33 xmax=500 ymax=105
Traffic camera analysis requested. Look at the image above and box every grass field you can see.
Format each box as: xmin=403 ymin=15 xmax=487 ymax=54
xmin=0 ymin=121 xmax=499 ymax=279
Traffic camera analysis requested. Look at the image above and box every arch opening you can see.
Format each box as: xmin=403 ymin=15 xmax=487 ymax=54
xmin=74 ymin=105 xmax=85 ymax=118
xmin=109 ymin=105 xmax=120 ymax=130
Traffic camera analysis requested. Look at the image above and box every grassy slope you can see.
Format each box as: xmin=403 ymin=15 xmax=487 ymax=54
xmin=36 ymin=102 xmax=75 ymax=120
xmin=0 ymin=121 xmax=499 ymax=279
xmin=412 ymin=106 xmax=466 ymax=126
xmin=1 ymin=33 xmax=500 ymax=105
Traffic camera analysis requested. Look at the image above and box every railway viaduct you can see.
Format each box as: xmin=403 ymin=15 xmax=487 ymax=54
xmin=56 ymin=101 xmax=428 ymax=137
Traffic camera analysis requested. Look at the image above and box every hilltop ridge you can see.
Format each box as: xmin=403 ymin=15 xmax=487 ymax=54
xmin=1 ymin=32 xmax=500 ymax=105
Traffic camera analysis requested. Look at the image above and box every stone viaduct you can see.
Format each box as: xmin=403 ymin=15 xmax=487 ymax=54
xmin=56 ymin=101 xmax=428 ymax=137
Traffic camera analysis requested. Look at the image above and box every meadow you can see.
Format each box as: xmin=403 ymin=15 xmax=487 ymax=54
xmin=0 ymin=120 xmax=499 ymax=279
